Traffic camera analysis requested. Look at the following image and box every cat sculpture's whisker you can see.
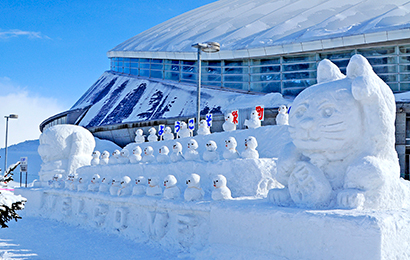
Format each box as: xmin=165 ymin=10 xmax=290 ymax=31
xmin=320 ymin=121 xmax=344 ymax=128
xmin=323 ymin=136 xmax=345 ymax=141
xmin=321 ymin=129 xmax=347 ymax=133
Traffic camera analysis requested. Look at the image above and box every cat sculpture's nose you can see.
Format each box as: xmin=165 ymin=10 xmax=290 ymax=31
xmin=300 ymin=117 xmax=314 ymax=130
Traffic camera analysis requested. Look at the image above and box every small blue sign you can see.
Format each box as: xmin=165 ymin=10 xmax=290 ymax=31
xmin=158 ymin=125 xmax=165 ymax=136
xmin=188 ymin=118 xmax=195 ymax=131
xmin=206 ymin=113 xmax=213 ymax=127
xmin=174 ymin=121 xmax=181 ymax=133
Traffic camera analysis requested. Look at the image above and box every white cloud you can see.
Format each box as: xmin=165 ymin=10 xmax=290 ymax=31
xmin=0 ymin=29 xmax=50 ymax=40
xmin=0 ymin=77 xmax=66 ymax=146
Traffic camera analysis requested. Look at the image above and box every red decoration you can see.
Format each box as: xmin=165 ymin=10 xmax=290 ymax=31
xmin=256 ymin=105 xmax=264 ymax=121
xmin=232 ymin=110 xmax=239 ymax=125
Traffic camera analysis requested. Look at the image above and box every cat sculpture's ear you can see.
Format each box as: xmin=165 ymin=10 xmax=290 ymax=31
xmin=347 ymin=54 xmax=379 ymax=102
xmin=317 ymin=59 xmax=345 ymax=84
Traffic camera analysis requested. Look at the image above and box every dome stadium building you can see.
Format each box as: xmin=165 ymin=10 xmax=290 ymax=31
xmin=40 ymin=0 xmax=410 ymax=178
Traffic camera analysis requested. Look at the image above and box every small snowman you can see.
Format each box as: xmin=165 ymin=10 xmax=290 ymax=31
xmin=135 ymin=129 xmax=146 ymax=143
xmin=170 ymin=142 xmax=184 ymax=162
xmin=100 ymin=151 xmax=110 ymax=165
xmin=212 ymin=175 xmax=232 ymax=201
xmin=178 ymin=121 xmax=191 ymax=138
xmin=203 ymin=140 xmax=219 ymax=162
xmin=147 ymin=127 xmax=158 ymax=142
xmin=110 ymin=150 xmax=121 ymax=164
xmin=109 ymin=178 xmax=121 ymax=196
xmin=276 ymin=105 xmax=289 ymax=125
xmin=184 ymin=139 xmax=200 ymax=161
xmin=118 ymin=176 xmax=132 ymax=196
xmin=132 ymin=176 xmax=147 ymax=196
xmin=222 ymin=112 xmax=236 ymax=132
xmin=88 ymin=174 xmax=101 ymax=192
xmin=157 ymin=146 xmax=171 ymax=164
xmin=129 ymin=146 xmax=142 ymax=163
xmin=197 ymin=119 xmax=211 ymax=135
xmin=91 ymin=151 xmax=100 ymax=166
xmin=142 ymin=146 xmax=155 ymax=163
xmin=244 ymin=110 xmax=261 ymax=129
xmin=98 ymin=177 xmax=110 ymax=193
xmin=184 ymin=173 xmax=204 ymax=202
xmin=77 ymin=177 xmax=88 ymax=191
xmin=163 ymin=126 xmax=174 ymax=141
xmin=223 ymin=137 xmax=240 ymax=160
xmin=241 ymin=136 xmax=259 ymax=159
xmin=52 ymin=174 xmax=64 ymax=189
xmin=119 ymin=149 xmax=130 ymax=164
xmin=65 ymin=173 xmax=78 ymax=190
xmin=146 ymin=177 xmax=162 ymax=196
xmin=64 ymin=173 xmax=72 ymax=189
xmin=163 ymin=175 xmax=180 ymax=200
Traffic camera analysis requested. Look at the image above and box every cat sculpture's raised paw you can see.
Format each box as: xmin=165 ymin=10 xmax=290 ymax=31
xmin=288 ymin=162 xmax=332 ymax=208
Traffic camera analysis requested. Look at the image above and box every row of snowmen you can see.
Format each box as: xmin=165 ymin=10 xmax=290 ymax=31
xmin=49 ymin=173 xmax=232 ymax=201
xmin=134 ymin=106 xmax=289 ymax=143
xmin=91 ymin=136 xmax=260 ymax=166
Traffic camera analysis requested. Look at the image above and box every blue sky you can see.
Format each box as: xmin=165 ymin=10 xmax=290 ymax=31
xmin=0 ymin=0 xmax=216 ymax=146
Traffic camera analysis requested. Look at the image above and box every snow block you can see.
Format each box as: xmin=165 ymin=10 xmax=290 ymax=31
xmin=16 ymin=188 xmax=410 ymax=259
xmin=16 ymin=188 xmax=211 ymax=252
xmin=208 ymin=201 xmax=410 ymax=260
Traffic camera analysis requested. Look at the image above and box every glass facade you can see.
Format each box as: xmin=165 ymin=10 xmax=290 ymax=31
xmin=110 ymin=44 xmax=410 ymax=96
xmin=42 ymin=116 xmax=67 ymax=131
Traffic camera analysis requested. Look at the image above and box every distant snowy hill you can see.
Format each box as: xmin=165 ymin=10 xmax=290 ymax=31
xmin=0 ymin=140 xmax=41 ymax=184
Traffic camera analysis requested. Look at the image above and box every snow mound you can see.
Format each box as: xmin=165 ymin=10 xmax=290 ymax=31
xmin=38 ymin=125 xmax=95 ymax=182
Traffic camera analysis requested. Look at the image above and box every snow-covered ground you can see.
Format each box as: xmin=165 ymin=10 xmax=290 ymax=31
xmin=0 ymin=215 xmax=179 ymax=260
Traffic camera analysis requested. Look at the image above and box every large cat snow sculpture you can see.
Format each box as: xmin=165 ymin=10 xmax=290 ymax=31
xmin=268 ymin=55 xmax=408 ymax=210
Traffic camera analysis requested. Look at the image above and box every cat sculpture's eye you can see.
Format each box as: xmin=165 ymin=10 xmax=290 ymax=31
xmin=294 ymin=105 xmax=307 ymax=118
xmin=321 ymin=107 xmax=334 ymax=118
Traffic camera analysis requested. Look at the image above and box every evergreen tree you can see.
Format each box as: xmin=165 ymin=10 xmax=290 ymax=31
xmin=0 ymin=162 xmax=27 ymax=228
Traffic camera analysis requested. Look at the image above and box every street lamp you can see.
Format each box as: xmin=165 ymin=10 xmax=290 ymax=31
xmin=192 ymin=42 xmax=220 ymax=129
xmin=4 ymin=114 xmax=18 ymax=172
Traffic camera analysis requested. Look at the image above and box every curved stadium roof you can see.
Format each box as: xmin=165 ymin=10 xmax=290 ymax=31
xmin=108 ymin=0 xmax=410 ymax=60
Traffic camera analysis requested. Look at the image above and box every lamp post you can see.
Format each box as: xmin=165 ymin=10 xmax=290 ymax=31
xmin=4 ymin=114 xmax=18 ymax=172
xmin=191 ymin=42 xmax=220 ymax=129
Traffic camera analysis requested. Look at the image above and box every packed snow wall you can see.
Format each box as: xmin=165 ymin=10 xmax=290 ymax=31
xmin=18 ymin=188 xmax=410 ymax=259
